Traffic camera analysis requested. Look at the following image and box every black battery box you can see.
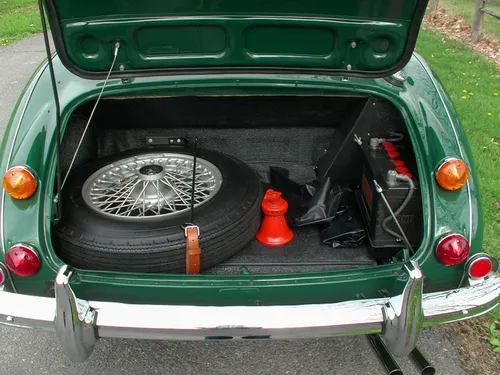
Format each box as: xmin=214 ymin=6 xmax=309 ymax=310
xmin=356 ymin=140 xmax=423 ymax=259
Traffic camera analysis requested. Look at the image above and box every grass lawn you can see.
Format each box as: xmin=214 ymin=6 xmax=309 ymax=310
xmin=0 ymin=0 xmax=41 ymax=45
xmin=440 ymin=0 xmax=500 ymax=37
xmin=416 ymin=29 xmax=500 ymax=322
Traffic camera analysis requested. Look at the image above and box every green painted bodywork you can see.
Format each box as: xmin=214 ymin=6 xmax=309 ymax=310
xmin=0 ymin=52 xmax=483 ymax=307
xmin=44 ymin=0 xmax=428 ymax=78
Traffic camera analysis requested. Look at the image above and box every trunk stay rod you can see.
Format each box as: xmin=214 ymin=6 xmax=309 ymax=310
xmin=38 ymin=0 xmax=62 ymax=220
xmin=59 ymin=42 xmax=120 ymax=191
xmin=38 ymin=0 xmax=120 ymax=216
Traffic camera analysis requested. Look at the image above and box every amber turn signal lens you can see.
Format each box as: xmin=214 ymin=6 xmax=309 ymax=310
xmin=435 ymin=159 xmax=468 ymax=191
xmin=2 ymin=166 xmax=37 ymax=199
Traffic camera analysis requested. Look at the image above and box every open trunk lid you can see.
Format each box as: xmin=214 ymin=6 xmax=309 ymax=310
xmin=44 ymin=0 xmax=428 ymax=79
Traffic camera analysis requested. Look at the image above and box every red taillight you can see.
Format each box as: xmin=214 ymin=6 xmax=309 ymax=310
xmin=466 ymin=255 xmax=493 ymax=279
xmin=5 ymin=244 xmax=40 ymax=277
xmin=436 ymin=234 xmax=470 ymax=265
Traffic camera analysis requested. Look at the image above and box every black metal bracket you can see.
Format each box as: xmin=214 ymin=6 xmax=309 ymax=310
xmin=146 ymin=134 xmax=190 ymax=147
xmin=316 ymin=98 xmax=377 ymax=185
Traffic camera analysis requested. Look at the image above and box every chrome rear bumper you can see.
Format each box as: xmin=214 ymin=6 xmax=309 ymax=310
xmin=0 ymin=261 xmax=499 ymax=363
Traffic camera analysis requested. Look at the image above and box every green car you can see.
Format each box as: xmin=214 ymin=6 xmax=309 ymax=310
xmin=0 ymin=0 xmax=498 ymax=370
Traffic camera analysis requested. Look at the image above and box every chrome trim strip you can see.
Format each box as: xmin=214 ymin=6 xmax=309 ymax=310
xmin=0 ymin=264 xmax=499 ymax=362
xmin=413 ymin=53 xmax=473 ymax=244
xmin=1 ymin=61 xmax=49 ymax=259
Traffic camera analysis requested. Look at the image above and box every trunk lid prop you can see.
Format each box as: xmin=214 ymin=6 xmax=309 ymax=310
xmin=59 ymin=42 xmax=120 ymax=192
xmin=39 ymin=3 xmax=120 ymax=221
xmin=38 ymin=0 xmax=62 ymax=221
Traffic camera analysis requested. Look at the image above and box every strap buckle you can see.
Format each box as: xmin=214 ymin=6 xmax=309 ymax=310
xmin=184 ymin=224 xmax=201 ymax=275
xmin=183 ymin=224 xmax=200 ymax=237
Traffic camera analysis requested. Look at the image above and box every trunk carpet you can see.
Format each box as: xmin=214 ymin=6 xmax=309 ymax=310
xmin=205 ymin=227 xmax=375 ymax=274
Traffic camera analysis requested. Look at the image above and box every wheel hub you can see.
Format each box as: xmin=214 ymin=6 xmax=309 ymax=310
xmin=138 ymin=165 xmax=165 ymax=180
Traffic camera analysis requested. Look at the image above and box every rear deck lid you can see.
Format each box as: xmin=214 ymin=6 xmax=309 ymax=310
xmin=44 ymin=0 xmax=428 ymax=79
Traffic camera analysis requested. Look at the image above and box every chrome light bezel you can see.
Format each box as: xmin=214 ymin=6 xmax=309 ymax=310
xmin=0 ymin=263 xmax=7 ymax=286
xmin=465 ymin=253 xmax=498 ymax=280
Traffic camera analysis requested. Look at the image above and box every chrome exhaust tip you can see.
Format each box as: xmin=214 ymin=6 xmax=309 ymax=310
xmin=366 ymin=334 xmax=403 ymax=375
xmin=409 ymin=347 xmax=436 ymax=375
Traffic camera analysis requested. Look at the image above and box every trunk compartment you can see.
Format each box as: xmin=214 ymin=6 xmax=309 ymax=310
xmin=55 ymin=95 xmax=423 ymax=274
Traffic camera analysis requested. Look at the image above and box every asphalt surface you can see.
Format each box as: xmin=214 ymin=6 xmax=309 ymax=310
xmin=0 ymin=34 xmax=468 ymax=375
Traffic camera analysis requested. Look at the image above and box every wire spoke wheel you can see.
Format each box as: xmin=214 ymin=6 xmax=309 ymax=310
xmin=81 ymin=152 xmax=223 ymax=221
xmin=56 ymin=147 xmax=262 ymax=273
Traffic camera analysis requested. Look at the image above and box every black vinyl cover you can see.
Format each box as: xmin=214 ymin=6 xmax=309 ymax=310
xmin=320 ymin=191 xmax=367 ymax=248
xmin=270 ymin=167 xmax=340 ymax=227
xmin=268 ymin=167 xmax=366 ymax=248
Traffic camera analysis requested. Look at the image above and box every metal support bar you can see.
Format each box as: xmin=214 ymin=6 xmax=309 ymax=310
xmin=59 ymin=42 xmax=120 ymax=191
xmin=38 ymin=0 xmax=62 ymax=221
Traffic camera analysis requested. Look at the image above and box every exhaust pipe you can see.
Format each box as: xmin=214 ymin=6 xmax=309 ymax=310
xmin=366 ymin=334 xmax=403 ymax=375
xmin=408 ymin=347 xmax=436 ymax=375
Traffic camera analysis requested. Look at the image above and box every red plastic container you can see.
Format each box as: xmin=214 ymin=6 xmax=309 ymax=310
xmin=256 ymin=189 xmax=294 ymax=246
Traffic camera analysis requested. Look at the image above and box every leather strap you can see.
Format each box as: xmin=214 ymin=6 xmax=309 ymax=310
xmin=185 ymin=227 xmax=201 ymax=274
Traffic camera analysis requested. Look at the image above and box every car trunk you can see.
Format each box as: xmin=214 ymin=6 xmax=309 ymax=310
xmin=54 ymin=95 xmax=423 ymax=274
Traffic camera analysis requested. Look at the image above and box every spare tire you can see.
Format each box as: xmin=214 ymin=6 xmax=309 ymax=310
xmin=53 ymin=147 xmax=262 ymax=273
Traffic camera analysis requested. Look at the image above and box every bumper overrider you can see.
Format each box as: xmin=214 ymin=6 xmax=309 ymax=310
xmin=0 ymin=261 xmax=499 ymax=363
